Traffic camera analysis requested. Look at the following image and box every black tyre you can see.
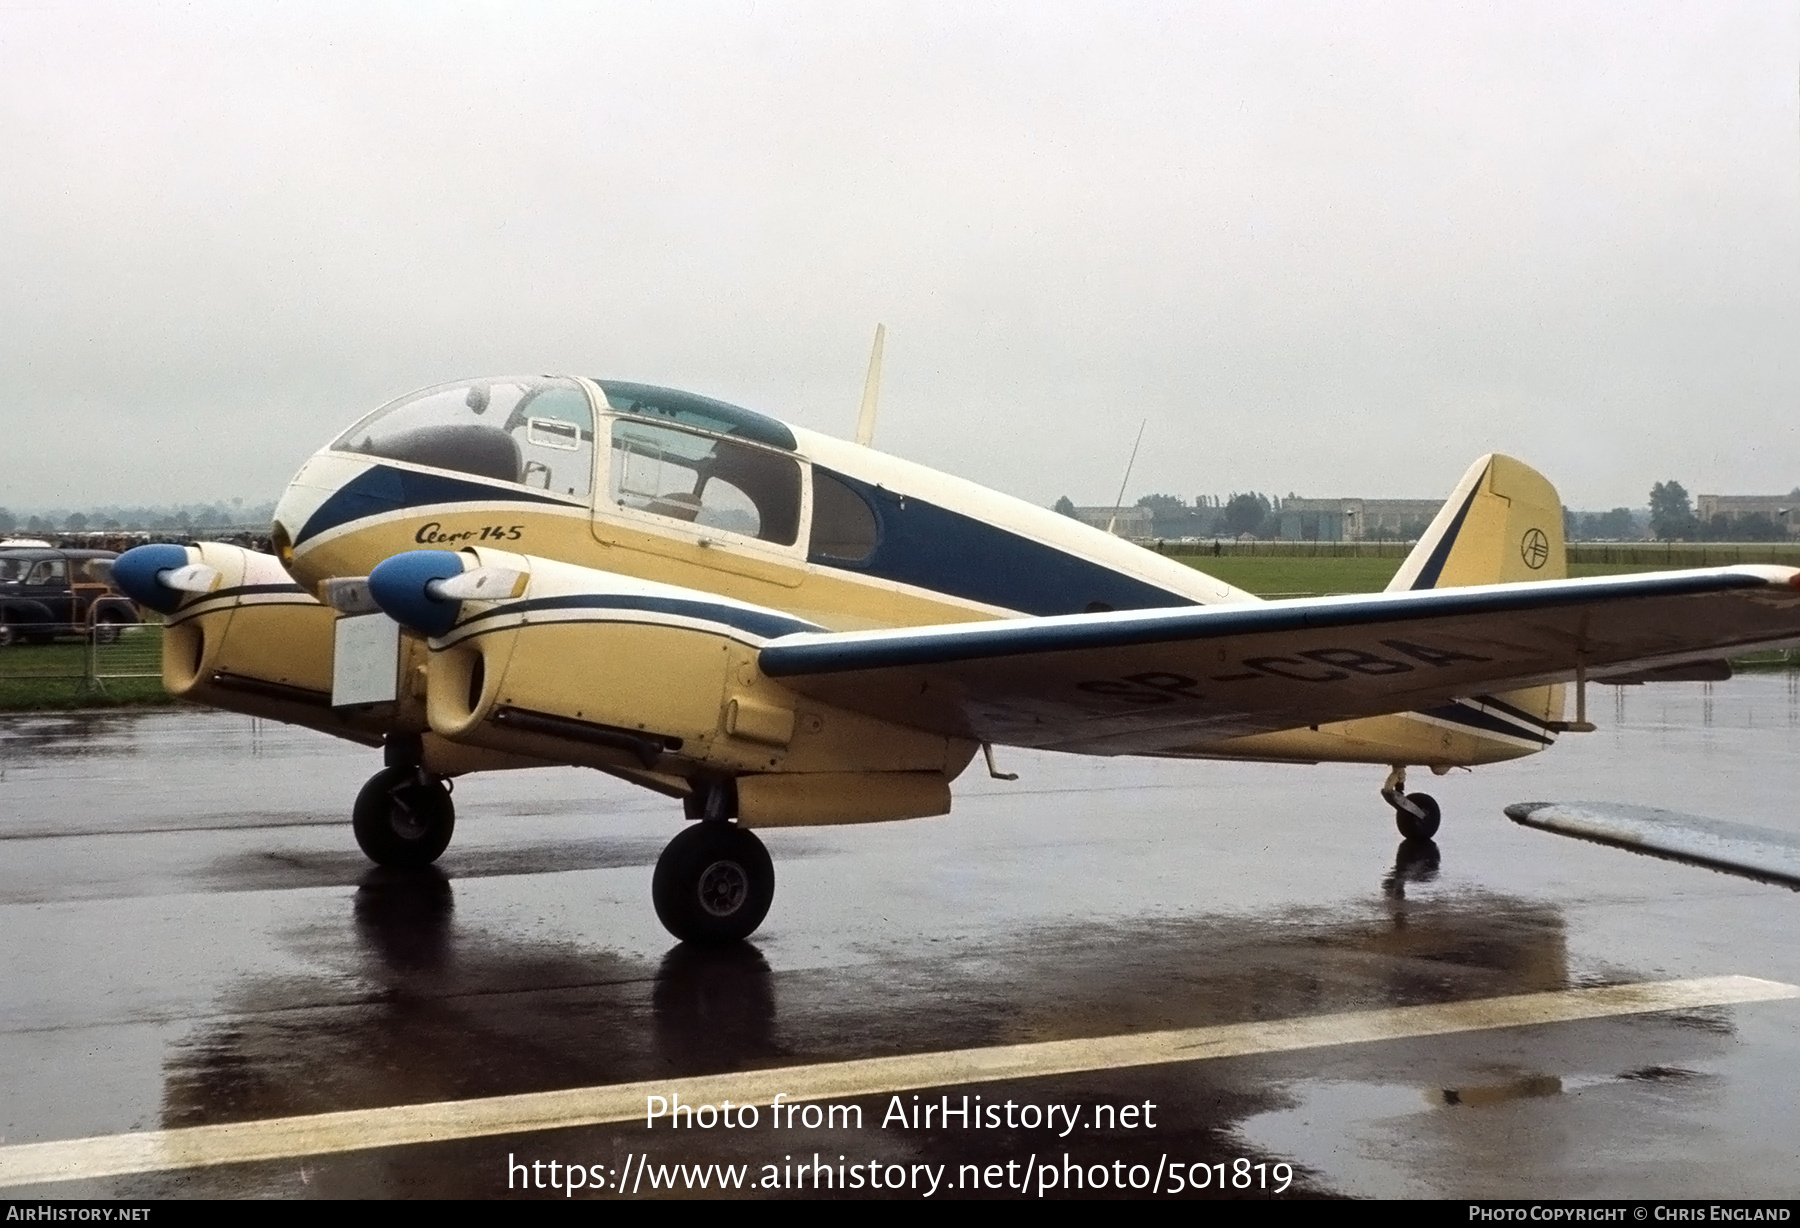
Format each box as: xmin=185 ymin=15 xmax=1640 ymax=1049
xmin=1395 ymin=792 xmax=1441 ymax=840
xmin=352 ymin=766 xmax=455 ymax=867
xmin=652 ymin=822 xmax=774 ymax=945
xmin=91 ymin=616 xmax=124 ymax=645
xmin=0 ymin=621 xmax=14 ymax=649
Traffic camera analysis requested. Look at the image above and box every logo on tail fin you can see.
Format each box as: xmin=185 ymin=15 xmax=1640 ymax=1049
xmin=1521 ymin=528 xmax=1550 ymax=570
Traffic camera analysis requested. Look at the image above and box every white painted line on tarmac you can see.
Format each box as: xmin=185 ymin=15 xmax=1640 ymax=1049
xmin=1 ymin=974 xmax=1792 ymax=1189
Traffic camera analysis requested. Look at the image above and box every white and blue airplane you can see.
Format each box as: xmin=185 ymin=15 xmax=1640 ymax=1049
xmin=112 ymin=374 xmax=1800 ymax=942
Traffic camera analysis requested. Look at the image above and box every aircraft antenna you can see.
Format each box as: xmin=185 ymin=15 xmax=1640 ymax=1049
xmin=1105 ymin=419 xmax=1148 ymax=535
xmin=854 ymin=323 xmax=886 ymax=447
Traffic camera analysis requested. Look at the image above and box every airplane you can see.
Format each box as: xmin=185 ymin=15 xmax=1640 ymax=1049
xmin=109 ymin=373 xmax=1800 ymax=943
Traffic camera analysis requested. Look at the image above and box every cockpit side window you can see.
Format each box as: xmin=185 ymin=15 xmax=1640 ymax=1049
xmin=809 ymin=471 xmax=879 ymax=563
xmin=608 ymin=419 xmax=801 ymax=547
xmin=331 ymin=378 xmax=595 ymax=499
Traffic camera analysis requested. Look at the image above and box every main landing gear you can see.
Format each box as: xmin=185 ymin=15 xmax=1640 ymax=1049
xmin=653 ymin=778 xmax=774 ymax=945
xmin=1380 ymin=765 xmax=1441 ymax=841
xmin=353 ymin=736 xmax=456 ymax=868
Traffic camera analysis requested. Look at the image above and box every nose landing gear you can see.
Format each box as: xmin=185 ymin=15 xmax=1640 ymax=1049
xmin=1380 ymin=765 xmax=1441 ymax=840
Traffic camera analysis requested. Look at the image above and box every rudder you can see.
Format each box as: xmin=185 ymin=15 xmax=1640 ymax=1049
xmin=1387 ymin=454 xmax=1566 ymax=733
xmin=1387 ymin=454 xmax=1566 ymax=590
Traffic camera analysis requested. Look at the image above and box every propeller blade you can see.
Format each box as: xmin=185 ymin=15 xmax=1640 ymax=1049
xmin=157 ymin=563 xmax=221 ymax=594
xmin=427 ymin=566 xmax=527 ymax=602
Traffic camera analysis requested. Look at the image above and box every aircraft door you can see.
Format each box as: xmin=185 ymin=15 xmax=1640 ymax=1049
xmin=587 ymin=408 xmax=806 ymax=588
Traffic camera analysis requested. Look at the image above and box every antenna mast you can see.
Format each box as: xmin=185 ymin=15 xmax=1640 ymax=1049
xmin=1105 ymin=420 xmax=1148 ymax=535
xmin=854 ymin=324 xmax=886 ymax=447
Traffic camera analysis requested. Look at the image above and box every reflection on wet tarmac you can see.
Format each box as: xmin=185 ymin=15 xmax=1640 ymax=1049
xmin=354 ymin=867 xmax=456 ymax=973
xmin=5 ymin=678 xmax=1800 ymax=1197
xmin=1438 ymin=1074 xmax=1562 ymax=1106
xmin=154 ymin=879 xmax=1573 ymax=1131
xmin=653 ymin=944 xmax=780 ymax=1072
xmin=1383 ymin=839 xmax=1441 ymax=899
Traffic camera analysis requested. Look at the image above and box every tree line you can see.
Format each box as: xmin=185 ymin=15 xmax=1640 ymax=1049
xmin=0 ymin=501 xmax=278 ymax=537
xmin=1053 ymin=481 xmax=1799 ymax=543
xmin=1054 ymin=492 xmax=1286 ymax=538
xmin=1646 ymin=481 xmax=1796 ymax=542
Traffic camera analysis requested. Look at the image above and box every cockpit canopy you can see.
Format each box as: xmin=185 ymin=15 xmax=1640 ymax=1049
xmin=333 ymin=377 xmax=596 ymax=498
xmin=327 ymin=376 xmax=826 ymax=551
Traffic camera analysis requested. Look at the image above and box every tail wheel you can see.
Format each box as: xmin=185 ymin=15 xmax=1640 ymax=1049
xmin=653 ymin=822 xmax=774 ymax=945
xmin=353 ymin=766 xmax=455 ymax=867
xmin=1395 ymin=792 xmax=1441 ymax=840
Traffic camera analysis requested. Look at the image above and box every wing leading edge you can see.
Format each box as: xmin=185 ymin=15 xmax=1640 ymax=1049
xmin=759 ymin=567 xmax=1800 ymax=754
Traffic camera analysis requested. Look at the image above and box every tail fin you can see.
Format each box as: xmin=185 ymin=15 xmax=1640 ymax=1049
xmin=1387 ymin=454 xmax=1566 ymax=591
xmin=1389 ymin=454 xmax=1567 ymax=735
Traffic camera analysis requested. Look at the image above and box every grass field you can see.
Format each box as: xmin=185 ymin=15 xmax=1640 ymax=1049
xmin=0 ymin=629 xmax=169 ymax=711
xmin=1177 ymin=555 xmax=1730 ymax=596
xmin=0 ymin=676 xmax=170 ymax=710
xmin=1181 ymin=555 xmax=1404 ymax=596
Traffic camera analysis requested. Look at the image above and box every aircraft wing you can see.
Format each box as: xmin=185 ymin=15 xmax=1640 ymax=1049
xmin=1507 ymin=802 xmax=1800 ymax=891
xmin=759 ymin=567 xmax=1800 ymax=754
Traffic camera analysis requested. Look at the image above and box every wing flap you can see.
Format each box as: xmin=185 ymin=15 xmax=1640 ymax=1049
xmin=759 ymin=567 xmax=1800 ymax=753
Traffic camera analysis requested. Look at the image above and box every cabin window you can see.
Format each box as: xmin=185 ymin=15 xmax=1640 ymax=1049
xmin=809 ymin=471 xmax=878 ymax=563
xmin=608 ymin=419 xmax=801 ymax=547
xmin=332 ymin=378 xmax=595 ymax=499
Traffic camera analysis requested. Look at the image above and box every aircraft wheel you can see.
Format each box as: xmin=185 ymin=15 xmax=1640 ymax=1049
xmin=653 ymin=822 xmax=774 ymax=945
xmin=353 ymin=766 xmax=455 ymax=868
xmin=1395 ymin=792 xmax=1441 ymax=841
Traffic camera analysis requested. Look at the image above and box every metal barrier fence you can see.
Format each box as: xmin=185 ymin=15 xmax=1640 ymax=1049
xmin=0 ymin=623 xmax=163 ymax=697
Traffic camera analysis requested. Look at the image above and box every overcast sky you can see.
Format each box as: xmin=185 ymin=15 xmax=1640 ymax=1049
xmin=3 ymin=1 xmax=1796 ymax=513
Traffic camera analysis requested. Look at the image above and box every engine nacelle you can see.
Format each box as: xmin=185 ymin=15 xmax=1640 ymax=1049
xmin=110 ymin=542 xmax=532 ymax=780
xmin=114 ymin=541 xmax=390 ymax=737
xmin=371 ymin=547 xmax=975 ymax=825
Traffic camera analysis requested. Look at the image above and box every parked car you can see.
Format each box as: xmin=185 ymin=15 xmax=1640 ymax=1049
xmin=0 ymin=548 xmax=143 ymax=646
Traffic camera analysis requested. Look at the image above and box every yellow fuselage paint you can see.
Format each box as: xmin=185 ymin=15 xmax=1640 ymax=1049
xmin=276 ymin=443 xmax=1563 ymax=773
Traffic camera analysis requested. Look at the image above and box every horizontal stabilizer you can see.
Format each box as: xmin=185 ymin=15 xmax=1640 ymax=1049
xmin=1591 ymin=660 xmax=1733 ymax=685
xmin=1506 ymin=801 xmax=1800 ymax=891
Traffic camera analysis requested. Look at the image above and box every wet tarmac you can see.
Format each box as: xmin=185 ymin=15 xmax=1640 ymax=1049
xmin=2 ymin=676 xmax=1798 ymax=1199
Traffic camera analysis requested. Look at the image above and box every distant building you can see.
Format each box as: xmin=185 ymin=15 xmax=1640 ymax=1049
xmin=1275 ymin=498 xmax=1443 ymax=542
xmin=1070 ymin=506 xmax=1155 ymax=538
xmin=1695 ymin=495 xmax=1800 ymax=536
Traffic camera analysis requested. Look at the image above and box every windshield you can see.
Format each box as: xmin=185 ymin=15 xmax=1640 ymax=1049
xmin=332 ymin=377 xmax=595 ymax=498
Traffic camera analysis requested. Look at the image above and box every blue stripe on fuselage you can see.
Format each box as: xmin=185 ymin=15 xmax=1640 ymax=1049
xmin=453 ymin=593 xmax=823 ymax=641
xmin=296 ymin=462 xmax=576 ymax=545
xmin=807 ymin=468 xmax=1195 ymax=616
xmin=299 ymin=460 xmax=1195 ymax=617
xmin=1416 ymin=700 xmax=1553 ymax=745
